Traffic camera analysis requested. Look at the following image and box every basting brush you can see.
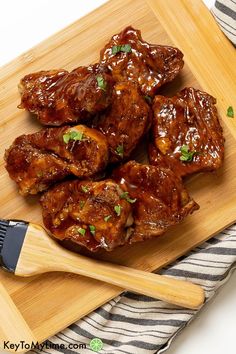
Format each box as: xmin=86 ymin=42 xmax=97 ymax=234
xmin=0 ymin=219 xmax=204 ymax=309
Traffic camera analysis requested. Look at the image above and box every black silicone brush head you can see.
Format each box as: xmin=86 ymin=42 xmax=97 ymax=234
xmin=0 ymin=219 xmax=9 ymax=254
xmin=0 ymin=219 xmax=28 ymax=273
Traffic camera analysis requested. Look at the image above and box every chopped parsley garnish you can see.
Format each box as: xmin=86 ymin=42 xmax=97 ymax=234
xmin=63 ymin=130 xmax=84 ymax=144
xmin=114 ymin=205 xmax=122 ymax=216
xmin=104 ymin=215 xmax=112 ymax=222
xmin=112 ymin=44 xmax=132 ymax=55
xmin=81 ymin=185 xmax=89 ymax=193
xmin=63 ymin=133 xmax=71 ymax=144
xmin=73 ymin=131 xmax=84 ymax=140
xmin=116 ymin=144 xmax=124 ymax=158
xmin=227 ymin=106 xmax=234 ymax=118
xmin=96 ymin=75 xmax=107 ymax=91
xmin=120 ymin=191 xmax=136 ymax=204
xmin=79 ymin=201 xmax=85 ymax=209
xmin=144 ymin=95 xmax=152 ymax=104
xmin=180 ymin=145 xmax=196 ymax=162
xmin=78 ymin=228 xmax=86 ymax=236
xmin=89 ymin=225 xmax=96 ymax=236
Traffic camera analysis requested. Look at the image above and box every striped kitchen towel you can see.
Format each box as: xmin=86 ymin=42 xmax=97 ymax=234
xmin=29 ymin=224 xmax=236 ymax=354
xmin=212 ymin=0 xmax=236 ymax=45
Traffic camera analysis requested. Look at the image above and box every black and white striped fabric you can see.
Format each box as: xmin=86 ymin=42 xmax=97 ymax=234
xmin=28 ymin=3 xmax=236 ymax=353
xmin=212 ymin=0 xmax=236 ymax=45
xmin=29 ymin=224 xmax=236 ymax=354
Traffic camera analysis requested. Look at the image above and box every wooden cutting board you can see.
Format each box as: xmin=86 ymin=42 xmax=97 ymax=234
xmin=0 ymin=0 xmax=236 ymax=345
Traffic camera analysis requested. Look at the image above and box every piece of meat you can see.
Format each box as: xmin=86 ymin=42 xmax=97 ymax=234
xmin=148 ymin=88 xmax=224 ymax=178
xmin=100 ymin=26 xmax=184 ymax=97
xmin=40 ymin=179 xmax=132 ymax=252
xmin=93 ymin=81 xmax=152 ymax=162
xmin=5 ymin=125 xmax=108 ymax=195
xmin=40 ymin=161 xmax=199 ymax=252
xmin=112 ymin=161 xmax=199 ymax=243
xmin=18 ymin=64 xmax=114 ymax=126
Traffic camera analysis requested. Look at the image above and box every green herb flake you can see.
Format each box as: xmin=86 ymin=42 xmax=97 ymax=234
xmin=144 ymin=95 xmax=152 ymax=104
xmin=114 ymin=205 xmax=122 ymax=216
xmin=120 ymin=191 xmax=136 ymax=204
xmin=63 ymin=130 xmax=84 ymax=144
xmin=79 ymin=201 xmax=85 ymax=209
xmin=104 ymin=215 xmax=112 ymax=222
xmin=96 ymin=75 xmax=107 ymax=91
xmin=227 ymin=106 xmax=234 ymax=118
xmin=69 ymin=131 xmax=78 ymax=139
xmin=81 ymin=185 xmax=89 ymax=193
xmin=112 ymin=44 xmax=132 ymax=55
xmin=36 ymin=171 xmax=43 ymax=178
xmin=89 ymin=225 xmax=96 ymax=236
xmin=120 ymin=191 xmax=129 ymax=199
xmin=78 ymin=228 xmax=86 ymax=236
xmin=74 ymin=131 xmax=84 ymax=141
xmin=179 ymin=145 xmax=196 ymax=162
xmin=116 ymin=144 xmax=124 ymax=158
xmin=63 ymin=133 xmax=71 ymax=144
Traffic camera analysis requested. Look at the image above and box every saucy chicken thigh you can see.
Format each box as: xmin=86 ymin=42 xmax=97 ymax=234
xmin=18 ymin=64 xmax=113 ymax=126
xmin=40 ymin=179 xmax=132 ymax=252
xmin=40 ymin=161 xmax=198 ymax=252
xmin=93 ymin=81 xmax=152 ymax=162
xmin=5 ymin=125 xmax=108 ymax=195
xmin=100 ymin=26 xmax=184 ymax=97
xmin=149 ymin=88 xmax=224 ymax=177
xmin=113 ymin=161 xmax=199 ymax=244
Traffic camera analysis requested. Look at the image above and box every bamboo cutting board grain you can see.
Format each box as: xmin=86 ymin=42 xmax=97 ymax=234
xmin=0 ymin=0 xmax=236 ymax=344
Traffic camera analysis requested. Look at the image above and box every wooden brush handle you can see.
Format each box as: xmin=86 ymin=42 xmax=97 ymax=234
xmin=0 ymin=283 xmax=35 ymax=352
xmin=55 ymin=256 xmax=204 ymax=309
xmin=16 ymin=223 xmax=205 ymax=309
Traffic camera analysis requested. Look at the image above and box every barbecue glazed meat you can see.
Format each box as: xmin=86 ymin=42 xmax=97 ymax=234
xmin=113 ymin=161 xmax=199 ymax=244
xmin=40 ymin=179 xmax=132 ymax=252
xmin=149 ymin=88 xmax=224 ymax=177
xmin=5 ymin=125 xmax=108 ymax=195
xmin=18 ymin=64 xmax=113 ymax=126
xmin=41 ymin=161 xmax=198 ymax=252
xmin=94 ymin=81 xmax=152 ymax=162
xmin=100 ymin=26 xmax=184 ymax=97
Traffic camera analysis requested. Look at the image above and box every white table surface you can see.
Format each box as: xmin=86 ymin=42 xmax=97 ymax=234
xmin=1 ymin=1 xmax=235 ymax=354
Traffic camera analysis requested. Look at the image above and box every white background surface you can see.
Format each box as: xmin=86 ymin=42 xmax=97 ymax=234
xmin=1 ymin=1 xmax=235 ymax=354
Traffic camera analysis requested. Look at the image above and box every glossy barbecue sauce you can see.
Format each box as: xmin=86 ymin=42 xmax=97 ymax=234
xmin=94 ymin=81 xmax=152 ymax=162
xmin=40 ymin=180 xmax=132 ymax=252
xmin=19 ymin=64 xmax=114 ymax=126
xmin=100 ymin=26 xmax=184 ymax=97
xmin=4 ymin=125 xmax=109 ymax=195
xmin=149 ymin=87 xmax=225 ymax=177
xmin=112 ymin=161 xmax=199 ymax=243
